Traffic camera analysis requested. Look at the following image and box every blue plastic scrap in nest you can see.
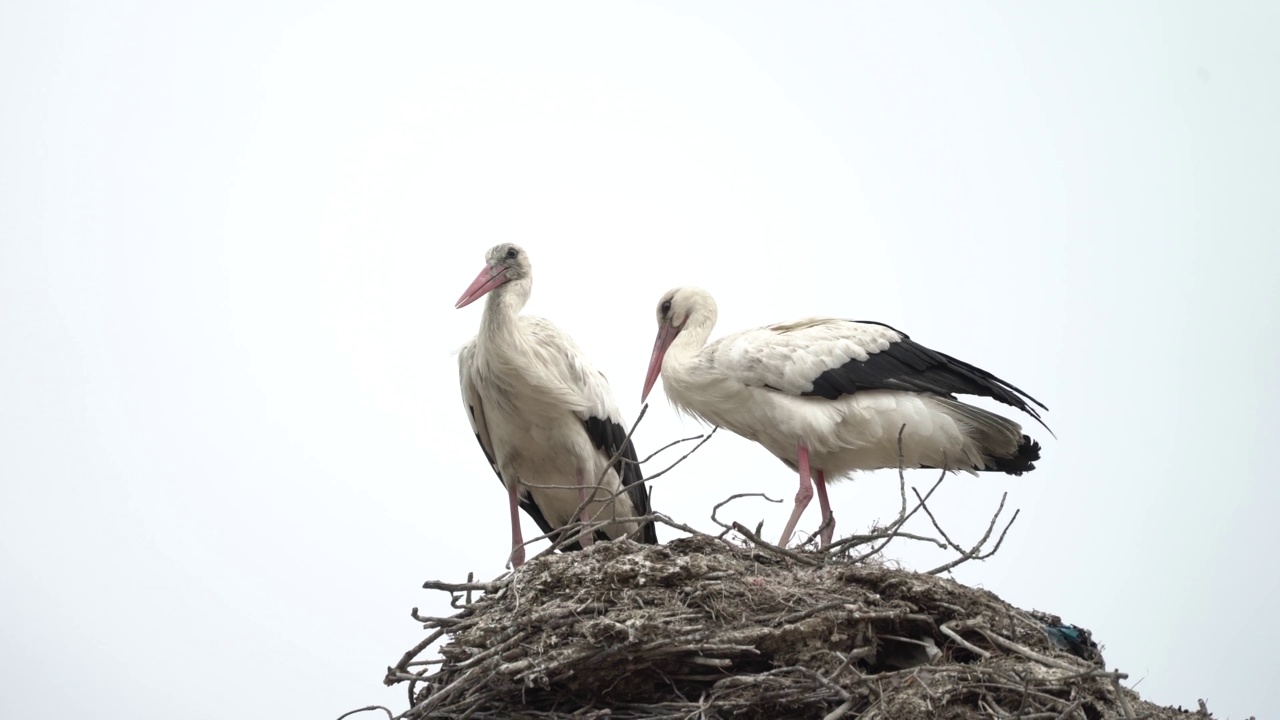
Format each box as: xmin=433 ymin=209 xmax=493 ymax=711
xmin=1027 ymin=608 xmax=1105 ymax=667
xmin=1044 ymin=623 xmax=1105 ymax=666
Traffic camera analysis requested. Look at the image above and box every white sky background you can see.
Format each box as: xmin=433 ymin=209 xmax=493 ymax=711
xmin=2 ymin=2 xmax=1277 ymax=718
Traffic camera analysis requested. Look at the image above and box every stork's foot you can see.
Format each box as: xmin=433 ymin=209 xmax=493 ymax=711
xmin=813 ymin=515 xmax=836 ymax=549
xmin=507 ymin=480 xmax=527 ymax=568
xmin=814 ymin=469 xmax=834 ymax=548
xmin=777 ymin=495 xmax=810 ymax=548
xmin=777 ymin=443 xmax=816 ymax=548
xmin=508 ymin=544 xmax=526 ymax=569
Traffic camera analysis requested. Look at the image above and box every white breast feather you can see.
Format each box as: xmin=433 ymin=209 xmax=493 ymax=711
xmin=461 ymin=315 xmax=641 ymax=539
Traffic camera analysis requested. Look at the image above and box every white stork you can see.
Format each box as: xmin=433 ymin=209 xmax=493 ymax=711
xmin=456 ymin=244 xmax=657 ymax=568
xmin=641 ymin=287 xmax=1048 ymax=549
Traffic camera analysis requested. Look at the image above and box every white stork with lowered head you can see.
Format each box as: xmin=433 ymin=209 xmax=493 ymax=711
xmin=641 ymin=287 xmax=1049 ymax=549
xmin=456 ymin=243 xmax=658 ymax=568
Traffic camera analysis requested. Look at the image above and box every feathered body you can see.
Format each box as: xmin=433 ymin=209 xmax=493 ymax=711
xmin=457 ymin=244 xmax=656 ymax=566
xmin=642 ymin=287 xmax=1047 ymax=546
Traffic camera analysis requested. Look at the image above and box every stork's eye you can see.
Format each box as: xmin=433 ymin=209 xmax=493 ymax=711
xmin=660 ymin=300 xmax=672 ymax=315
xmin=505 ymin=248 xmax=518 ymax=259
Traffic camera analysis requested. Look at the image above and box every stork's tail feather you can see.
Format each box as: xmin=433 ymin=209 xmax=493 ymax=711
xmin=639 ymin=518 xmax=659 ymax=545
xmin=927 ymin=396 xmax=1042 ymax=476
xmin=987 ymin=434 xmax=1040 ymax=476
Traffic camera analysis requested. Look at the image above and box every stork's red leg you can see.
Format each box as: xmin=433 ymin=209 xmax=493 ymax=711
xmin=778 ymin=443 xmax=814 ymax=547
xmin=814 ymin=469 xmax=834 ymax=547
xmin=507 ymin=480 xmax=526 ymax=568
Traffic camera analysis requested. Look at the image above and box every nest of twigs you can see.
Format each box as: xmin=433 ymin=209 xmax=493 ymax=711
xmin=355 ymin=428 xmax=1230 ymax=719
xmin=372 ymin=531 xmax=1218 ymax=720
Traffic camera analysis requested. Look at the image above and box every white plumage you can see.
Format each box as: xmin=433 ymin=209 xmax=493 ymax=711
xmin=457 ymin=244 xmax=656 ymax=568
xmin=642 ymin=286 xmax=1048 ymax=548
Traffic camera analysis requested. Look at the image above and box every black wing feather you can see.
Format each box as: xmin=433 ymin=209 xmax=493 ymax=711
xmin=583 ymin=416 xmax=659 ymax=545
xmin=802 ymin=323 xmax=1050 ymax=431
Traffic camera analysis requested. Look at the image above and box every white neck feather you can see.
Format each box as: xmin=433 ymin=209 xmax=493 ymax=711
xmin=666 ymin=297 xmax=718 ymax=368
xmin=479 ymin=277 xmax=531 ymax=339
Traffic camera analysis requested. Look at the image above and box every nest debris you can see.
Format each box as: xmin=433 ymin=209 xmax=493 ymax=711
xmin=369 ymin=534 xmax=1227 ymax=720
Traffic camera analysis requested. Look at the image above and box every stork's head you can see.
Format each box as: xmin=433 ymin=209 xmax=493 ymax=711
xmin=642 ymin=286 xmax=717 ymax=402
xmin=455 ymin=243 xmax=532 ymax=308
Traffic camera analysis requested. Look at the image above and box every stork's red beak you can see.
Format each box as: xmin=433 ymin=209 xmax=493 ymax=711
xmin=642 ymin=321 xmax=681 ymax=402
xmin=455 ymin=263 xmax=509 ymax=308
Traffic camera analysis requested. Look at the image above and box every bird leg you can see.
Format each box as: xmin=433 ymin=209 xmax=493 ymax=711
xmin=507 ymin=480 xmax=526 ymax=568
xmin=577 ymin=471 xmax=595 ymax=548
xmin=777 ymin=443 xmax=815 ymax=548
xmin=814 ymin=469 xmax=834 ymax=547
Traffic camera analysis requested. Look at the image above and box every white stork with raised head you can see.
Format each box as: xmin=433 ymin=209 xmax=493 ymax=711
xmin=456 ymin=244 xmax=658 ymax=567
xmin=641 ymin=287 xmax=1048 ymax=549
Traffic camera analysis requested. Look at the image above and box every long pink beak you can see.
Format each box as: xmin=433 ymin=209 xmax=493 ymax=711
xmin=641 ymin=322 xmax=681 ymax=402
xmin=455 ymin=263 xmax=509 ymax=308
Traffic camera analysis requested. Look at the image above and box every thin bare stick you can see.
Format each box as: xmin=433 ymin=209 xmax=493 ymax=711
xmin=518 ymin=403 xmax=654 ymax=557
xmin=711 ymin=493 xmax=782 ymax=531
xmin=940 ymin=619 xmax=992 ymax=659
xmin=642 ymin=426 xmax=718 ymax=484
xmin=509 ymin=424 xmax=722 ymax=561
xmin=422 ymin=579 xmax=505 ymax=593
xmin=515 ymin=507 xmax=726 ymax=569
xmin=823 ymin=698 xmax=858 ymax=720
xmin=925 ymin=505 xmax=1021 ymax=576
xmin=825 ymin=425 xmax=947 ymax=560
xmin=1111 ymin=674 xmax=1138 ymax=720
xmin=635 ymin=433 xmax=707 ymax=465
xmin=847 ymin=470 xmax=947 ymax=564
xmin=383 ymin=628 xmax=445 ymax=686
xmin=653 ymin=513 xmax=723 ymax=540
xmin=976 ymin=628 xmax=1085 ymax=673
xmin=596 ymin=403 xmax=649 ymax=486
xmin=335 ymin=706 xmax=394 ymax=720
xmin=835 ymin=531 xmax=948 ymax=549
xmin=731 ymin=521 xmax=822 ymax=567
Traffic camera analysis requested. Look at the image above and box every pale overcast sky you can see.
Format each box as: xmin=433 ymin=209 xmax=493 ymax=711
xmin=2 ymin=3 xmax=1276 ymax=719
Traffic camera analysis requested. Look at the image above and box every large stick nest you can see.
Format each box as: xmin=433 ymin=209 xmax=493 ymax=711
xmin=375 ymin=535 xmax=1220 ymax=719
